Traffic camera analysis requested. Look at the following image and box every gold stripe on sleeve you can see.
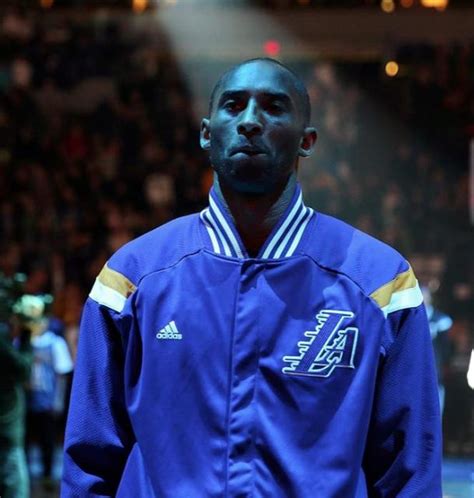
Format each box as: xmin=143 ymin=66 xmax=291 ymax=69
xmin=97 ymin=264 xmax=137 ymax=298
xmin=370 ymin=265 xmax=417 ymax=309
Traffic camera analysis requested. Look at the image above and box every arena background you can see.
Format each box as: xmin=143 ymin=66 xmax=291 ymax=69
xmin=0 ymin=0 xmax=472 ymax=496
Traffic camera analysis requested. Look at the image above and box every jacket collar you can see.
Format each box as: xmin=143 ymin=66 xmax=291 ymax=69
xmin=200 ymin=183 xmax=314 ymax=259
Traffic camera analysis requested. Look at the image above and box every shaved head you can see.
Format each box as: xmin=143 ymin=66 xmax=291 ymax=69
xmin=209 ymin=58 xmax=311 ymax=127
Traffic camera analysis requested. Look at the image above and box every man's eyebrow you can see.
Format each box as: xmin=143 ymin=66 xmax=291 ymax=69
xmin=218 ymin=90 xmax=292 ymax=105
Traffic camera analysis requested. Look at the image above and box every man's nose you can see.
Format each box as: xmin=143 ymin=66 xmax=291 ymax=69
xmin=237 ymin=101 xmax=262 ymax=136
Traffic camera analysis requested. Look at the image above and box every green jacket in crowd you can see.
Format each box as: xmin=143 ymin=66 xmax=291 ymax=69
xmin=0 ymin=325 xmax=33 ymax=448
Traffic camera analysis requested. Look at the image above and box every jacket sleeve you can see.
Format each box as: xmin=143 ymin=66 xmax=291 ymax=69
xmin=61 ymin=298 xmax=135 ymax=497
xmin=363 ymin=303 xmax=442 ymax=497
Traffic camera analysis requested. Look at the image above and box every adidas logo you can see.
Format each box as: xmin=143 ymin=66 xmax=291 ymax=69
xmin=156 ymin=320 xmax=182 ymax=340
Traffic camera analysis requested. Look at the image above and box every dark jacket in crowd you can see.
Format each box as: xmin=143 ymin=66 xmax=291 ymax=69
xmin=0 ymin=325 xmax=33 ymax=448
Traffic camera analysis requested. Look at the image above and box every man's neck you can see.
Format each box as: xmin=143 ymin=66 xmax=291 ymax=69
xmin=213 ymin=173 xmax=297 ymax=257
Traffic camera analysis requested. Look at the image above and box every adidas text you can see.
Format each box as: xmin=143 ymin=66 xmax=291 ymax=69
xmin=156 ymin=320 xmax=182 ymax=340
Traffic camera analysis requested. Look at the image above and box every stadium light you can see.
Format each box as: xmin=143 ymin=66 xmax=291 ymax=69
xmin=420 ymin=0 xmax=448 ymax=8
xmin=133 ymin=0 xmax=148 ymax=12
xmin=380 ymin=0 xmax=395 ymax=13
xmin=385 ymin=61 xmax=399 ymax=77
xmin=153 ymin=3 xmax=291 ymax=121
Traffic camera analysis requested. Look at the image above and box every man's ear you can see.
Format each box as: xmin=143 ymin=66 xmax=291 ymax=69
xmin=298 ymin=127 xmax=317 ymax=157
xmin=200 ymin=118 xmax=211 ymax=150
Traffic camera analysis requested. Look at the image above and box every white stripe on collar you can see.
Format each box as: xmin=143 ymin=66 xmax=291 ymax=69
xmin=208 ymin=196 xmax=245 ymax=258
xmin=261 ymin=191 xmax=303 ymax=259
xmin=273 ymin=206 xmax=311 ymax=259
xmin=284 ymin=207 xmax=314 ymax=257
xmin=200 ymin=185 xmax=313 ymax=260
xmin=204 ymin=208 xmax=232 ymax=256
xmin=199 ymin=209 xmax=221 ymax=254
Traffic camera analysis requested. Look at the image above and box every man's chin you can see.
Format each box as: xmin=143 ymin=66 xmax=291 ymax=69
xmin=212 ymin=158 xmax=285 ymax=195
xmin=221 ymin=174 xmax=276 ymax=195
xmin=233 ymin=183 xmax=270 ymax=195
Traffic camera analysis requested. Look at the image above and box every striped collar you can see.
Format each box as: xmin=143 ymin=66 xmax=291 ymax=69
xmin=199 ymin=183 xmax=314 ymax=259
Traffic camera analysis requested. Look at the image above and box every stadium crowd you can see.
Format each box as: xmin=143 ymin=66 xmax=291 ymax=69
xmin=0 ymin=9 xmax=472 ymax=493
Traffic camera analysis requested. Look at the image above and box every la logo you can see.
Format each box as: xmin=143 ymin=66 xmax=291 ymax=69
xmin=282 ymin=310 xmax=359 ymax=378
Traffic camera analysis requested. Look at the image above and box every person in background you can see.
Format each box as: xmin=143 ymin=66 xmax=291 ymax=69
xmin=422 ymin=284 xmax=453 ymax=414
xmin=21 ymin=295 xmax=73 ymax=490
xmin=0 ymin=296 xmax=33 ymax=498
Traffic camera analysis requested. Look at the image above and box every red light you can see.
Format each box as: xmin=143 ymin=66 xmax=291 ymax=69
xmin=263 ymin=40 xmax=281 ymax=57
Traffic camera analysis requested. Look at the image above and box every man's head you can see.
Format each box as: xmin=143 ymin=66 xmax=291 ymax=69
xmin=200 ymin=58 xmax=317 ymax=195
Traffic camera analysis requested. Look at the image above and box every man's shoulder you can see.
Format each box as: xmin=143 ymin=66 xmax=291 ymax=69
xmin=306 ymin=212 xmax=413 ymax=299
xmin=105 ymin=213 xmax=202 ymax=288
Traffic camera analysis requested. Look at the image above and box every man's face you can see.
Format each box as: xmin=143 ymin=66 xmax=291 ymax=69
xmin=201 ymin=61 xmax=308 ymax=194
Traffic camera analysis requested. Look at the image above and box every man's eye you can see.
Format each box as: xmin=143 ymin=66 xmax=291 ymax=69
xmin=267 ymin=103 xmax=284 ymax=113
xmin=224 ymin=101 xmax=240 ymax=111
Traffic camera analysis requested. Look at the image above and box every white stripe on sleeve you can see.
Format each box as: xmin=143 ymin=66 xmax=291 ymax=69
xmin=381 ymin=282 xmax=424 ymax=317
xmin=89 ymin=278 xmax=127 ymax=313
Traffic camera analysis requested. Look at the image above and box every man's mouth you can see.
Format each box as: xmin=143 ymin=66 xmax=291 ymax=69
xmin=232 ymin=146 xmax=265 ymax=156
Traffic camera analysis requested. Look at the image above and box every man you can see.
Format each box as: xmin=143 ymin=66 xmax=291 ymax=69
xmin=62 ymin=58 xmax=442 ymax=497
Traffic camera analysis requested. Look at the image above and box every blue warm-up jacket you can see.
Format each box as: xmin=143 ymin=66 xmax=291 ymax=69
xmin=61 ymin=184 xmax=442 ymax=497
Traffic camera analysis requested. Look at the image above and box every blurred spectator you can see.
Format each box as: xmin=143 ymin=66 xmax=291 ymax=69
xmin=21 ymin=296 xmax=73 ymax=490
xmin=422 ymin=284 xmax=453 ymax=414
xmin=0 ymin=312 xmax=32 ymax=498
